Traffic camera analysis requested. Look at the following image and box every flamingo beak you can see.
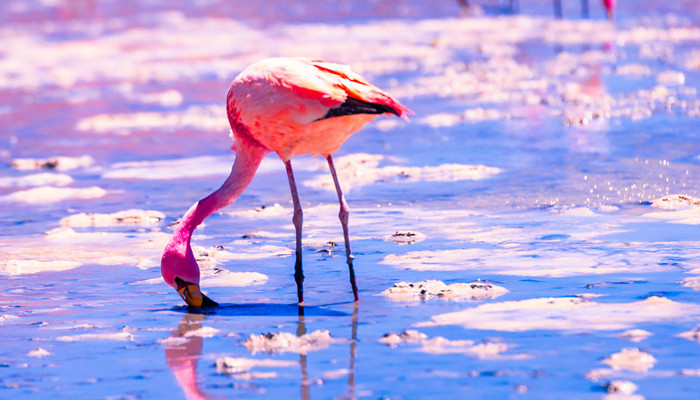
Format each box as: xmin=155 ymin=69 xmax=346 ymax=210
xmin=175 ymin=278 xmax=219 ymax=308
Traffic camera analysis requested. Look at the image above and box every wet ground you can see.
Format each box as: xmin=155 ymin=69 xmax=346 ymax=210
xmin=2 ymin=0 xmax=700 ymax=398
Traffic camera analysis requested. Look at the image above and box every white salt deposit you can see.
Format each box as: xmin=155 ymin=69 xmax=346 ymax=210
xmin=194 ymin=244 xmax=291 ymax=265
xmin=420 ymin=108 xmax=505 ymax=128
xmin=55 ymin=331 xmax=135 ymax=342
xmin=0 ymin=314 xmax=20 ymax=324
xmin=321 ymin=369 xmax=351 ymax=380
xmin=602 ymin=348 xmax=657 ymax=372
xmin=200 ymin=270 xmax=268 ymax=288
xmin=157 ymin=336 xmax=189 ymax=346
xmin=615 ymin=64 xmax=652 ymax=77
xmin=379 ymin=329 xmax=513 ymax=359
xmin=382 ymin=246 xmax=676 ymax=277
xmin=0 ymin=260 xmax=83 ymax=275
xmin=75 ymin=105 xmax=227 ymax=134
xmin=650 ymin=194 xmax=700 ymax=210
xmin=103 ymin=156 xmax=233 ymax=180
xmin=27 ymin=348 xmax=52 ymax=358
xmin=383 ymin=231 xmax=427 ymax=244
xmin=10 ymin=155 xmax=94 ymax=171
xmin=0 ymin=173 xmax=73 ymax=188
xmin=182 ymin=326 xmax=219 ymax=338
xmin=656 ymin=71 xmax=685 ymax=86
xmin=379 ymin=330 xmax=429 ymax=347
xmin=215 ymin=357 xmax=296 ymax=374
xmin=304 ymin=153 xmax=501 ymax=191
xmin=605 ymin=380 xmax=639 ymax=395
xmin=226 ymin=203 xmax=291 ymax=218
xmin=616 ymin=329 xmax=653 ymax=342
xmin=0 ymin=186 xmax=106 ymax=203
xmin=681 ymin=277 xmax=700 ymax=290
xmin=645 ymin=195 xmax=700 ymax=224
xmin=244 ymin=330 xmax=341 ymax=355
xmin=677 ymin=327 xmax=700 ymax=343
xmin=60 ymin=209 xmax=165 ymax=227
xmin=417 ymin=296 xmax=700 ymax=332
xmin=382 ymin=280 xmax=508 ymax=301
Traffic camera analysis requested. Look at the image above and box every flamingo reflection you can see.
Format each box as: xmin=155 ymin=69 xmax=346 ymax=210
xmin=164 ymin=313 xmax=211 ymax=400
xmin=164 ymin=304 xmax=358 ymax=399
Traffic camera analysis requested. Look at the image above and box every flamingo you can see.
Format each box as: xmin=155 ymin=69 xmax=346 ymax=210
xmin=160 ymin=57 xmax=412 ymax=307
xmin=459 ymin=0 xmax=615 ymax=20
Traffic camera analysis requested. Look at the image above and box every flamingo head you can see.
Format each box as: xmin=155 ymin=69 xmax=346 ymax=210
xmin=161 ymin=238 xmax=219 ymax=308
xmin=602 ymin=0 xmax=615 ymax=20
xmin=174 ymin=277 xmax=219 ymax=308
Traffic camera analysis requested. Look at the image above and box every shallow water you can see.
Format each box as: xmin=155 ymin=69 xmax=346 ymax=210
xmin=3 ymin=0 xmax=700 ymax=398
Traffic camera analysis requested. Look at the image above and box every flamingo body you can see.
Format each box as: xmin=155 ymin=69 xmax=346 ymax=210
xmin=161 ymin=57 xmax=411 ymax=307
xmin=227 ymin=58 xmax=409 ymax=161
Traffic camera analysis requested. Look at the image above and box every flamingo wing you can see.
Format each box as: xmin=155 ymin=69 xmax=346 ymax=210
xmin=305 ymin=59 xmax=412 ymax=121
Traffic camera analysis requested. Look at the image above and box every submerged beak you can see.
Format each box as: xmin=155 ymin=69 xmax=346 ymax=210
xmin=175 ymin=278 xmax=219 ymax=308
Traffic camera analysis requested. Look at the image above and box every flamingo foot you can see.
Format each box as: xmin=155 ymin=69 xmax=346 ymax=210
xmin=175 ymin=277 xmax=219 ymax=308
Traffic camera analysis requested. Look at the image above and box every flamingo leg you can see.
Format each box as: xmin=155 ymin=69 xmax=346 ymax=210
xmin=553 ymin=0 xmax=563 ymax=18
xmin=326 ymin=154 xmax=359 ymax=302
xmin=285 ymin=160 xmax=304 ymax=304
xmin=580 ymin=0 xmax=589 ymax=18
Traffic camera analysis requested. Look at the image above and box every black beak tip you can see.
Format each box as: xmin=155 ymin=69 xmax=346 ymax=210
xmin=200 ymin=294 xmax=219 ymax=308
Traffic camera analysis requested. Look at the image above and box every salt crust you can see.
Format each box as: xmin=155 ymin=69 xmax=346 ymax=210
xmin=102 ymin=155 xmax=293 ymax=180
xmin=643 ymin=194 xmax=700 ymax=224
xmin=381 ymin=246 xmax=675 ymax=278
xmin=0 ymin=260 xmax=83 ymax=275
xmin=216 ymin=357 xmax=296 ymax=374
xmin=383 ymin=231 xmax=427 ymax=244
xmin=182 ymin=326 xmax=219 ymax=338
xmin=605 ymin=380 xmax=639 ymax=395
xmin=0 ymin=173 xmax=73 ymax=188
xmin=656 ymin=71 xmax=685 ymax=86
xmin=4 ymin=231 xmax=171 ymax=275
xmin=10 ymin=155 xmax=94 ymax=171
xmin=0 ymin=315 xmax=20 ymax=324
xmin=417 ymin=296 xmax=700 ymax=332
xmin=60 ymin=209 xmax=165 ymax=227
xmin=304 ymin=153 xmax=500 ymax=191
xmin=382 ymin=280 xmax=508 ymax=301
xmin=602 ymin=348 xmax=657 ymax=372
xmin=379 ymin=329 xmax=513 ymax=359
xmin=0 ymin=186 xmax=106 ymax=203
xmin=681 ymin=277 xmax=700 ymax=290
xmin=157 ymin=336 xmax=188 ymax=346
xmin=54 ymin=331 xmax=134 ymax=342
xmin=616 ymin=329 xmax=653 ymax=342
xmin=321 ymin=369 xmax=351 ymax=380
xmin=130 ymin=270 xmax=268 ymax=288
xmin=103 ymin=155 xmax=235 ymax=180
xmin=27 ymin=348 xmax=52 ymax=358
xmin=244 ymin=330 xmax=342 ymax=355
xmin=650 ymin=194 xmax=700 ymax=210
xmin=75 ymin=105 xmax=227 ymax=134
xmin=227 ymin=203 xmax=290 ymax=218
xmin=677 ymin=327 xmax=700 ymax=343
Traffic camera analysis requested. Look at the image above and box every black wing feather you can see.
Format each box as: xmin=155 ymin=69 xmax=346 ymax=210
xmin=317 ymin=97 xmax=400 ymax=121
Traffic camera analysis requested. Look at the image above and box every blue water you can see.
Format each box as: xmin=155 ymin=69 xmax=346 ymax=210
xmin=2 ymin=0 xmax=700 ymax=399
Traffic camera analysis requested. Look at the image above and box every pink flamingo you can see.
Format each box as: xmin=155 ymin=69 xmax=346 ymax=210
xmin=161 ymin=57 xmax=411 ymax=307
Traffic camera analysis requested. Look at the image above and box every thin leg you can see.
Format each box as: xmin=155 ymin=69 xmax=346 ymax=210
xmin=580 ymin=0 xmax=589 ymax=18
xmin=326 ymin=155 xmax=359 ymax=301
xmin=285 ymin=160 xmax=304 ymax=304
xmin=553 ymin=0 xmax=563 ymax=19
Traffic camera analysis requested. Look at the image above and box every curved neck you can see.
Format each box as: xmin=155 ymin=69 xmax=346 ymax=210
xmin=178 ymin=143 xmax=269 ymax=238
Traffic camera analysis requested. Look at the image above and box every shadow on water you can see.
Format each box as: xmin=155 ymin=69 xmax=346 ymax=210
xmin=167 ymin=302 xmax=351 ymax=317
xmin=163 ymin=303 xmax=359 ymax=399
